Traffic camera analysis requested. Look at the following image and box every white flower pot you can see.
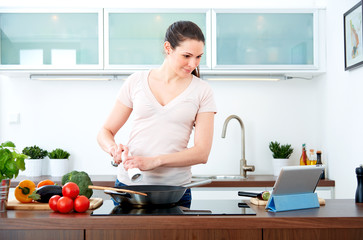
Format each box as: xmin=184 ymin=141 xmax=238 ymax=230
xmin=49 ymin=159 xmax=69 ymax=177
xmin=41 ymin=157 xmax=49 ymax=176
xmin=22 ymin=159 xmax=42 ymax=177
xmin=272 ymin=158 xmax=290 ymax=176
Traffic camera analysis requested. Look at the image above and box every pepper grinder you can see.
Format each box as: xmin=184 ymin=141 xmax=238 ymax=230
xmin=356 ymin=165 xmax=363 ymax=203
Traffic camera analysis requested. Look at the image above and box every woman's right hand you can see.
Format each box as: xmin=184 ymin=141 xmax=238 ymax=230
xmin=108 ymin=144 xmax=129 ymax=165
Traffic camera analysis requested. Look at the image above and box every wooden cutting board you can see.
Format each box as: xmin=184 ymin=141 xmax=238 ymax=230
xmin=250 ymin=197 xmax=268 ymax=206
xmin=249 ymin=197 xmax=326 ymax=206
xmin=6 ymin=197 xmax=103 ymax=210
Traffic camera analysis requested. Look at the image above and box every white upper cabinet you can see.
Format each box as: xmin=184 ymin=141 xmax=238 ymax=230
xmin=104 ymin=9 xmax=211 ymax=70
xmin=212 ymin=9 xmax=319 ymax=70
xmin=0 ymin=9 xmax=103 ymax=69
xmin=0 ymin=8 xmax=325 ymax=74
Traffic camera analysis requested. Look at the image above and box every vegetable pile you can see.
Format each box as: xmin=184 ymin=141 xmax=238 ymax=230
xmin=28 ymin=185 xmax=63 ymax=203
xmin=49 ymin=182 xmax=90 ymax=213
xmin=14 ymin=170 xmax=93 ymax=214
xmin=15 ymin=179 xmax=58 ymax=203
xmin=61 ymin=170 xmax=93 ymax=198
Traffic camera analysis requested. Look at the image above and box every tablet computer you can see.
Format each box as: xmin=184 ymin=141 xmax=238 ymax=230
xmin=270 ymin=165 xmax=324 ymax=196
xmin=265 ymin=165 xmax=325 ymax=212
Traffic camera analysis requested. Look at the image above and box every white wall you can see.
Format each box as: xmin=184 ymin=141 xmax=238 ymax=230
xmin=0 ymin=74 xmax=323 ymax=176
xmin=322 ymin=0 xmax=363 ymax=199
xmin=2 ymin=0 xmax=362 ymax=199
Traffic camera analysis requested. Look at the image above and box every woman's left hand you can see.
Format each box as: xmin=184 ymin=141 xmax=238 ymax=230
xmin=123 ymin=155 xmax=160 ymax=171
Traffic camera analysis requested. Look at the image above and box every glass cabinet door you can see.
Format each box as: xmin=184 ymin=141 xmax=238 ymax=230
xmin=0 ymin=10 xmax=102 ymax=69
xmin=213 ymin=10 xmax=317 ymax=70
xmin=105 ymin=9 xmax=210 ymax=70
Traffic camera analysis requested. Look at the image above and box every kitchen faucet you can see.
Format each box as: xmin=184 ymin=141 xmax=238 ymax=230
xmin=221 ymin=115 xmax=255 ymax=178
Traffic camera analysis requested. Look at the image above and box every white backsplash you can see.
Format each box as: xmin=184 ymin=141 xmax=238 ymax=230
xmin=0 ymin=75 xmax=323 ymax=177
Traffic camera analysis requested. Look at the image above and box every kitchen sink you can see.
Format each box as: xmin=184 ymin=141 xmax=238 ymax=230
xmin=192 ymin=175 xmax=245 ymax=180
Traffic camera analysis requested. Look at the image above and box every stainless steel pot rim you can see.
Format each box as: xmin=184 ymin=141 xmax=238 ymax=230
xmin=111 ymin=185 xmax=185 ymax=191
xmin=104 ymin=179 xmax=211 ymax=206
xmin=104 ymin=188 xmax=184 ymax=195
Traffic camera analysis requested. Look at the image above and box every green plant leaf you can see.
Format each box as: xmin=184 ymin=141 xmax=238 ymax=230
xmin=1 ymin=141 xmax=15 ymax=148
xmin=48 ymin=148 xmax=70 ymax=159
xmin=0 ymin=141 xmax=26 ymax=181
xmin=5 ymin=160 xmax=17 ymax=177
xmin=22 ymin=145 xmax=48 ymax=159
xmin=269 ymin=141 xmax=294 ymax=159
xmin=0 ymin=149 xmax=12 ymax=171
xmin=16 ymin=155 xmax=27 ymax=171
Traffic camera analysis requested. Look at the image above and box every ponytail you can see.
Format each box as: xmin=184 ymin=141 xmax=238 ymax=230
xmin=191 ymin=66 xmax=200 ymax=78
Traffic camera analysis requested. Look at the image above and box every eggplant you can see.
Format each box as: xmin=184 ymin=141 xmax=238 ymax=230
xmin=28 ymin=185 xmax=63 ymax=203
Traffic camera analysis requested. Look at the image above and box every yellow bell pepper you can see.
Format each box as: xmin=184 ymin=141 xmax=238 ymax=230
xmin=14 ymin=180 xmax=36 ymax=203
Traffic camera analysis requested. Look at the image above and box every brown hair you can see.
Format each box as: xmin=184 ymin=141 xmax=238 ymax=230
xmin=164 ymin=21 xmax=205 ymax=78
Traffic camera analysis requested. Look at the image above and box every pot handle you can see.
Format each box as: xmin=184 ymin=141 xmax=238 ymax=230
xmin=89 ymin=185 xmax=147 ymax=196
xmin=182 ymin=179 xmax=212 ymax=188
xmin=238 ymin=191 xmax=259 ymax=198
xmin=106 ymin=190 xmax=132 ymax=198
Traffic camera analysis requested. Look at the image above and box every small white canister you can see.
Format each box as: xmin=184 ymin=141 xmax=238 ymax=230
xmin=128 ymin=167 xmax=143 ymax=183
xmin=122 ymin=151 xmax=143 ymax=183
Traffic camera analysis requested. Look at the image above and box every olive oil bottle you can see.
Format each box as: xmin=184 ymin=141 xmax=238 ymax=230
xmin=299 ymin=144 xmax=309 ymax=165
xmin=309 ymin=149 xmax=317 ymax=165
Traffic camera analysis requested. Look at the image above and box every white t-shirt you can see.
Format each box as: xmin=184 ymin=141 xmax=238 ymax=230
xmin=116 ymin=70 xmax=217 ymax=185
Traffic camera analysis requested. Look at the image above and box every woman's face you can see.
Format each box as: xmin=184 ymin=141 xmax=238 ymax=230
xmin=166 ymin=39 xmax=204 ymax=78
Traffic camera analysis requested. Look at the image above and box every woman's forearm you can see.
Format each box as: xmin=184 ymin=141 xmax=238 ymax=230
xmin=97 ymin=127 xmax=117 ymax=154
xmin=156 ymin=144 xmax=211 ymax=167
xmin=97 ymin=101 xmax=133 ymax=155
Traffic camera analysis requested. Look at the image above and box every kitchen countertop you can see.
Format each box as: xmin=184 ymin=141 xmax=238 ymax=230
xmin=0 ymin=199 xmax=362 ymax=240
xmin=0 ymin=199 xmax=361 ymax=228
xmin=10 ymin=174 xmax=335 ymax=188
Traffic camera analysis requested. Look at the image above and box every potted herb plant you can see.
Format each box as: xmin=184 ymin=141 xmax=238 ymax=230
xmin=48 ymin=148 xmax=70 ymax=177
xmin=269 ymin=141 xmax=294 ymax=176
xmin=0 ymin=141 xmax=27 ymax=212
xmin=22 ymin=145 xmax=48 ymax=177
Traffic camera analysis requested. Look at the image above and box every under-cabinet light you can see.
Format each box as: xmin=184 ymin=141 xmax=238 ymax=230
xmin=30 ymin=74 xmax=115 ymax=81
xmin=203 ymin=75 xmax=286 ymax=81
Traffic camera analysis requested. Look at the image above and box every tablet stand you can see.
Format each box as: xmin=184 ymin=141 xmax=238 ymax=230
xmin=265 ymin=192 xmax=320 ymax=212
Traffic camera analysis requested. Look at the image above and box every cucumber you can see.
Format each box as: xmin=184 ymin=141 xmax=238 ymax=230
xmin=261 ymin=191 xmax=270 ymax=201
xmin=28 ymin=185 xmax=63 ymax=203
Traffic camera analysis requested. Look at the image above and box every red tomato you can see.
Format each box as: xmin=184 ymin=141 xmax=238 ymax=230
xmin=49 ymin=195 xmax=61 ymax=212
xmin=74 ymin=195 xmax=90 ymax=213
xmin=57 ymin=196 xmax=74 ymax=214
xmin=62 ymin=182 xmax=80 ymax=200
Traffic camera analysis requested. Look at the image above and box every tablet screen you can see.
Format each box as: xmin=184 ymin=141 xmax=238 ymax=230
xmin=271 ymin=165 xmax=324 ymax=195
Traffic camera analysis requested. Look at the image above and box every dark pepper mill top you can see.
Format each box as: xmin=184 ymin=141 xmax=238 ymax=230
xmin=356 ymin=165 xmax=363 ymax=175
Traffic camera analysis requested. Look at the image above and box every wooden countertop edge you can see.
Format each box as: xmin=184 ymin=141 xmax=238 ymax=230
xmin=10 ymin=175 xmax=335 ymax=188
xmin=1 ymin=216 xmax=362 ymax=230
xmin=2 ymin=200 xmax=362 ymax=230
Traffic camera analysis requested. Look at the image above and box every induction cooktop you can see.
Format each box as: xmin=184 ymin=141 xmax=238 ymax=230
xmin=91 ymin=199 xmax=256 ymax=216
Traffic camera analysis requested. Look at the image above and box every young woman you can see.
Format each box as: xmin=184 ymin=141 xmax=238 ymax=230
xmin=97 ymin=21 xmax=217 ymax=203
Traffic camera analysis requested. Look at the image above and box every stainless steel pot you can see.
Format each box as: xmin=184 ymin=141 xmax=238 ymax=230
xmin=105 ymin=179 xmax=212 ymax=206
